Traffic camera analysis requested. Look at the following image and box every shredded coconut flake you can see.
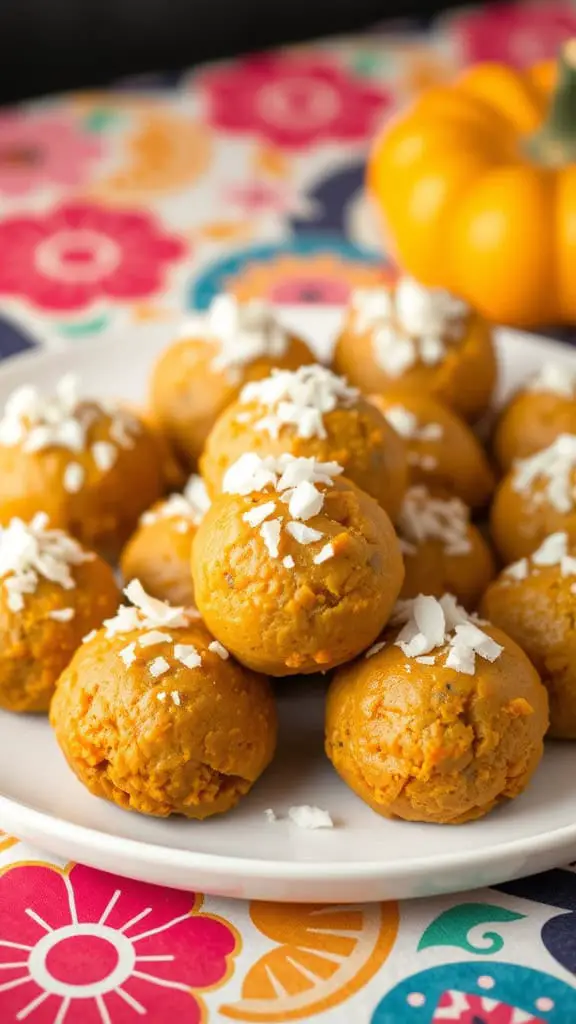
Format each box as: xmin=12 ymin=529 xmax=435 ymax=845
xmin=351 ymin=278 xmax=468 ymax=379
xmin=243 ymin=501 xmax=276 ymax=527
xmin=382 ymin=405 xmax=442 ymax=443
xmin=392 ymin=593 xmax=502 ymax=675
xmin=398 ymin=486 xmax=472 ymax=556
xmin=288 ymin=805 xmax=334 ymax=830
xmin=174 ymin=643 xmax=202 ymax=669
xmin=260 ymin=518 xmax=282 ymax=558
xmin=138 ymin=630 xmax=172 ymax=648
xmin=314 ymin=542 xmax=334 ymax=565
xmin=505 ymin=532 xmax=576 ymax=580
xmin=0 ymin=513 xmax=92 ymax=613
xmin=264 ymin=808 xmax=278 ymax=823
xmin=365 ymin=641 xmax=386 ymax=659
xmin=283 ymin=555 xmax=295 ymax=569
xmin=180 ymin=295 xmax=289 ymax=382
xmin=505 ymin=558 xmax=529 ymax=580
xmin=240 ymin=365 xmax=358 ymax=441
xmin=156 ymin=691 xmax=167 ymax=702
xmin=208 ymin=640 xmax=229 ymax=660
xmin=415 ymin=655 xmax=435 ymax=665
xmin=286 ymin=522 xmax=323 ymax=545
xmin=82 ymin=629 xmax=98 ymax=644
xmin=48 ymin=607 xmax=75 ymax=622
xmin=149 ymin=656 xmax=170 ymax=678
xmin=104 ymin=580 xmax=189 ymax=638
xmin=119 ymin=642 xmax=137 ymax=667
xmin=63 ymin=462 xmax=85 ymax=494
xmin=513 ymin=435 xmax=576 ymax=513
xmin=91 ymin=441 xmax=117 ymax=473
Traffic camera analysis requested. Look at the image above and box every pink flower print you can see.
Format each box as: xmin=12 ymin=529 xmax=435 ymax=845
xmin=201 ymin=56 xmax=390 ymax=149
xmin=434 ymin=988 xmax=545 ymax=1023
xmin=453 ymin=2 xmax=576 ymax=66
xmin=0 ymin=862 xmax=238 ymax=1023
xmin=0 ymin=201 xmax=186 ymax=313
xmin=223 ymin=180 xmax=318 ymax=219
xmin=0 ymin=114 xmax=102 ymax=196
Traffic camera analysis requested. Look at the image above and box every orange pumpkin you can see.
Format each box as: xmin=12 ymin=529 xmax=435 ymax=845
xmin=368 ymin=42 xmax=576 ymax=328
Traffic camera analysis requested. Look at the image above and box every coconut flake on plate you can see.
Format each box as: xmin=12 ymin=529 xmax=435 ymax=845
xmin=288 ymin=805 xmax=334 ymax=829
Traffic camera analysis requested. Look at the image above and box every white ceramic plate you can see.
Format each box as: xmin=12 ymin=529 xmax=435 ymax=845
xmin=0 ymin=311 xmax=575 ymax=904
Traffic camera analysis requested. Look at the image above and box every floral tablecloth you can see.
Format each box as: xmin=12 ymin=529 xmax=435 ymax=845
xmin=1 ymin=2 xmax=576 ymax=1021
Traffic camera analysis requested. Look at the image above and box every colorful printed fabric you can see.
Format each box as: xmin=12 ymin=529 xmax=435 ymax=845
xmin=1 ymin=3 xmax=576 ymax=1022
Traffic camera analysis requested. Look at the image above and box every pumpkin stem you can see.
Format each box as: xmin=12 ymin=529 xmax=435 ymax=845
xmin=526 ymin=39 xmax=576 ymax=166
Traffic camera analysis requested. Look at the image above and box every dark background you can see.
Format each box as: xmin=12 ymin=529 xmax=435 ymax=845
xmin=0 ymin=0 xmax=474 ymax=104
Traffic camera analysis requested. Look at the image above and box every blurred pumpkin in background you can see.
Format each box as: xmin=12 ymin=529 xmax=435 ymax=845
xmin=368 ymin=42 xmax=576 ymax=329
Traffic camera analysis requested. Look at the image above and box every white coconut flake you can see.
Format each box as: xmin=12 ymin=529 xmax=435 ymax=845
xmin=314 ymin=543 xmax=334 ymax=565
xmin=174 ymin=643 xmax=202 ymax=669
xmin=395 ymin=277 xmax=468 ymax=337
xmin=63 ymin=462 xmax=85 ymax=494
xmin=91 ymin=441 xmax=117 ymax=473
xmin=208 ymin=640 xmax=229 ymax=660
xmin=288 ymin=480 xmax=324 ymax=521
xmin=532 ymin=532 xmax=568 ymax=566
xmin=365 ymin=641 xmax=386 ymax=659
xmin=283 ymin=555 xmax=295 ymax=569
xmin=264 ymin=808 xmax=278 ymax=823
xmin=352 ymin=287 xmax=393 ymax=332
xmin=156 ymin=691 xmax=167 ymax=702
xmin=392 ymin=593 xmax=502 ymax=676
xmin=48 ymin=607 xmax=75 ymax=622
xmin=382 ymin=405 xmax=443 ymax=442
xmin=260 ymin=518 xmax=282 ymax=558
xmin=171 ymin=690 xmax=181 ymax=706
xmin=528 ymin=363 xmax=576 ymax=398
xmin=183 ymin=295 xmax=289 ymax=381
xmin=286 ymin=522 xmax=323 ymax=545
xmin=513 ymin=435 xmax=576 ymax=513
xmin=505 ymin=558 xmax=529 ymax=580
xmin=240 ymin=365 xmax=358 ymax=441
xmin=82 ymin=629 xmax=98 ymax=644
xmin=149 ymin=656 xmax=170 ymax=678
xmin=0 ymin=514 xmax=92 ymax=613
xmin=288 ymin=805 xmax=334 ymax=830
xmin=243 ymin=501 xmax=276 ymax=527
xmin=398 ymin=486 xmax=472 ymax=556
xmin=141 ymin=475 xmax=210 ymax=529
xmin=124 ymin=579 xmax=189 ymax=629
xmin=119 ymin=642 xmax=137 ymax=667
xmin=138 ymin=630 xmax=172 ymax=648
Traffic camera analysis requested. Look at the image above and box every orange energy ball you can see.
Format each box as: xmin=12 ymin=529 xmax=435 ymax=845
xmin=0 ymin=375 xmax=164 ymax=560
xmin=192 ymin=453 xmax=404 ymax=676
xmin=150 ymin=295 xmax=314 ymax=466
xmin=326 ymin=594 xmax=548 ymax=824
xmin=490 ymin=434 xmax=576 ymax=562
xmin=201 ymin=364 xmax=407 ymax=522
xmin=51 ymin=581 xmax=277 ymax=819
xmin=333 ymin=276 xmax=496 ymax=423
xmin=121 ymin=475 xmax=210 ymax=607
xmin=398 ymin=486 xmax=495 ymax=610
xmin=370 ymin=389 xmax=495 ymax=509
xmin=481 ymin=531 xmax=576 ymax=739
xmin=493 ymin=363 xmax=576 ymax=472
xmin=0 ymin=514 xmax=119 ymax=712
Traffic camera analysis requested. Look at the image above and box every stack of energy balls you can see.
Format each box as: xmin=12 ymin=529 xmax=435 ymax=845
xmin=2 ymin=279 xmax=574 ymax=828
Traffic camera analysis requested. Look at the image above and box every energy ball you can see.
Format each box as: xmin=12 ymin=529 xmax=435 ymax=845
xmin=481 ymin=531 xmax=576 ymax=739
xmin=201 ymin=364 xmax=408 ymax=522
xmin=0 ymin=513 xmax=119 ymax=712
xmin=333 ymin=276 xmax=496 ymax=423
xmin=192 ymin=453 xmax=404 ymax=675
xmin=370 ymin=389 xmax=495 ymax=509
xmin=0 ymin=375 xmax=164 ymax=559
xmin=326 ymin=594 xmax=548 ymax=824
xmin=398 ymin=486 xmax=495 ymax=610
xmin=50 ymin=581 xmax=277 ymax=819
xmin=149 ymin=295 xmax=315 ymax=467
xmin=493 ymin=363 xmax=576 ymax=473
xmin=121 ymin=475 xmax=210 ymax=607
xmin=490 ymin=434 xmax=576 ymax=562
